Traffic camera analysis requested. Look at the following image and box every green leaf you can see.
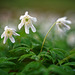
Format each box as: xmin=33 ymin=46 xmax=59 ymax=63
xmin=50 ymin=48 xmax=66 ymax=59
xmin=9 ymin=72 xmax=16 ymax=75
xmin=0 ymin=69 xmax=8 ymax=75
xmin=60 ymin=65 xmax=74 ymax=75
xmin=48 ymin=65 xmax=68 ymax=75
xmin=38 ymin=51 xmax=52 ymax=60
xmin=64 ymin=62 xmax=75 ymax=66
xmin=22 ymin=61 xmax=48 ymax=75
xmin=70 ymin=48 xmax=75 ymax=54
xmin=50 ymin=48 xmax=66 ymax=63
xmin=16 ymin=72 xmax=25 ymax=75
xmin=20 ymin=38 xmax=32 ymax=47
xmin=22 ymin=61 xmax=41 ymax=72
xmin=18 ymin=52 xmax=35 ymax=61
xmin=7 ymin=57 xmax=18 ymax=60
xmin=31 ymin=55 xmax=40 ymax=61
xmin=13 ymin=43 xmax=30 ymax=48
xmin=0 ymin=57 xmax=16 ymax=67
xmin=58 ymin=53 xmax=75 ymax=65
xmin=10 ymin=47 xmax=30 ymax=53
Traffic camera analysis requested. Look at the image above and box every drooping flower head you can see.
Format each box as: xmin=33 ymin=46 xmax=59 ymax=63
xmin=56 ymin=17 xmax=71 ymax=32
xmin=18 ymin=11 xmax=37 ymax=34
xmin=1 ymin=26 xmax=20 ymax=44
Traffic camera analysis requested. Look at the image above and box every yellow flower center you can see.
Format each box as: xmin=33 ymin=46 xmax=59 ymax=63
xmin=58 ymin=21 xmax=61 ymax=23
xmin=25 ymin=18 xmax=29 ymax=22
xmin=7 ymin=31 xmax=10 ymax=34
xmin=23 ymin=16 xmax=31 ymax=25
xmin=5 ymin=29 xmax=13 ymax=37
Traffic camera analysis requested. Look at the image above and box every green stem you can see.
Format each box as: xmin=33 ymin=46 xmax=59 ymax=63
xmin=40 ymin=22 xmax=56 ymax=52
xmin=56 ymin=53 xmax=75 ymax=65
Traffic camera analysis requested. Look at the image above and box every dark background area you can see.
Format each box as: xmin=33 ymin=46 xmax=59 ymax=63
xmin=0 ymin=0 xmax=75 ymax=13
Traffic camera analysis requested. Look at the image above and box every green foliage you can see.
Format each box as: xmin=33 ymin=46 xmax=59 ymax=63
xmin=0 ymin=31 xmax=75 ymax=75
xmin=0 ymin=69 xmax=8 ymax=75
xmin=0 ymin=57 xmax=16 ymax=67
xmin=48 ymin=65 xmax=74 ymax=75
xmin=64 ymin=62 xmax=75 ymax=66
xmin=18 ymin=52 xmax=35 ymax=61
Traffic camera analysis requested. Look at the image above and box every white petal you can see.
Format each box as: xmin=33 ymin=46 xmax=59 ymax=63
xmin=10 ymin=28 xmax=16 ymax=31
xmin=4 ymin=26 xmax=8 ymax=30
xmin=30 ymin=24 xmax=36 ymax=32
xmin=65 ymin=20 xmax=71 ymax=24
xmin=62 ymin=17 xmax=67 ymax=20
xmin=20 ymin=15 xmax=24 ymax=20
xmin=64 ymin=23 xmax=71 ymax=30
xmin=57 ymin=17 xmax=67 ymax=22
xmin=25 ymin=25 xmax=29 ymax=34
xmin=13 ymin=31 xmax=20 ymax=36
xmin=25 ymin=11 xmax=28 ymax=15
xmin=3 ymin=36 xmax=8 ymax=44
xmin=9 ymin=36 xmax=15 ymax=43
xmin=31 ymin=17 xmax=37 ymax=22
xmin=18 ymin=21 xmax=24 ymax=30
xmin=1 ymin=31 xmax=5 ymax=38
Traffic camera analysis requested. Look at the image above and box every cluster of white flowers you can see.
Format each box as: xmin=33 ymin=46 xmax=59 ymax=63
xmin=1 ymin=11 xmax=72 ymax=44
xmin=1 ymin=11 xmax=37 ymax=44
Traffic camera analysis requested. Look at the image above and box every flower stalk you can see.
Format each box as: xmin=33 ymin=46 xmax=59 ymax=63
xmin=40 ymin=22 xmax=56 ymax=52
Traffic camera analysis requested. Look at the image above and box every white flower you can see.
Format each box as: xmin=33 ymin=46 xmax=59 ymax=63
xmin=56 ymin=17 xmax=71 ymax=32
xmin=1 ymin=26 xmax=20 ymax=44
xmin=18 ymin=11 xmax=37 ymax=34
